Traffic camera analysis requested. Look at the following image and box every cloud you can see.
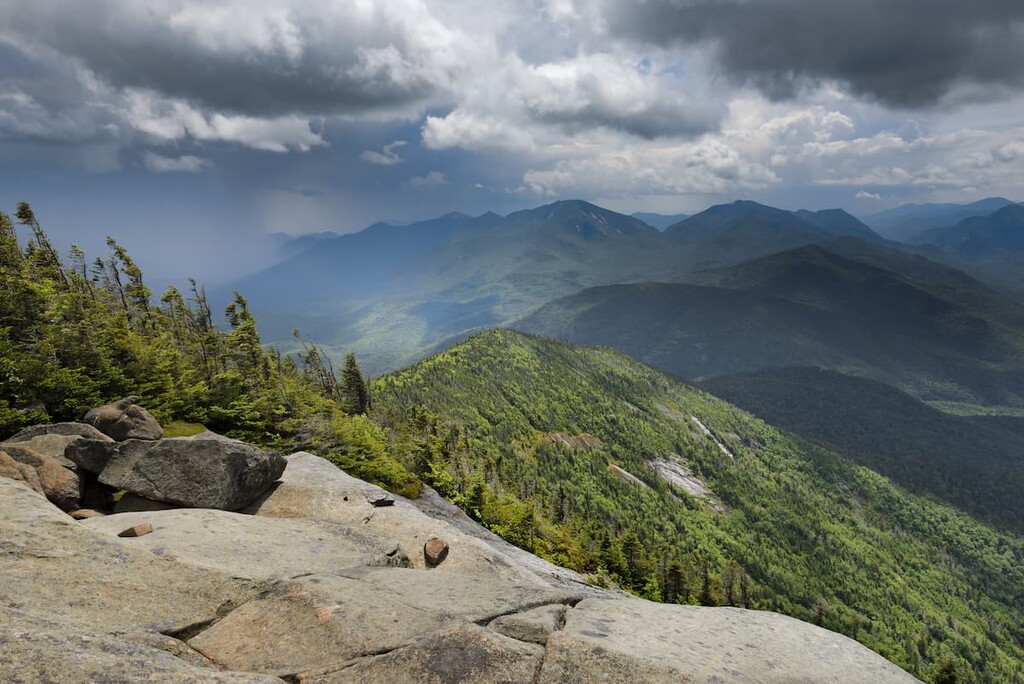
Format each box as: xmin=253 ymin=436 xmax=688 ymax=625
xmin=360 ymin=140 xmax=408 ymax=165
xmin=0 ymin=0 xmax=474 ymax=119
xmin=123 ymin=90 xmax=326 ymax=151
xmin=598 ymin=0 xmax=1024 ymax=108
xmin=994 ymin=141 xmax=1024 ymax=162
xmin=409 ymin=170 xmax=447 ymax=188
xmin=856 ymin=191 xmax=883 ymax=201
xmin=423 ymin=109 xmax=539 ymax=152
xmin=517 ymin=92 xmax=1024 ymax=201
xmin=422 ymin=51 xmax=725 ymax=153
xmin=142 ymin=152 xmax=212 ymax=173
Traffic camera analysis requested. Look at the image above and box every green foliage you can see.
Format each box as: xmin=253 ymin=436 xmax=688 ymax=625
xmin=373 ymin=329 xmax=1024 ymax=683
xmin=0 ymin=203 xmax=390 ymax=472
xmin=317 ymin=413 xmax=422 ymax=499
xmin=701 ymin=367 xmax=1024 ymax=533
xmin=340 ymin=352 xmax=370 ymax=415
xmin=161 ymin=421 xmax=207 ymax=438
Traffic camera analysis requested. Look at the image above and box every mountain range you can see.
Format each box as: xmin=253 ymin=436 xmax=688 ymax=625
xmin=519 ymin=237 xmax=1024 ymax=404
xmin=227 ymin=199 xmax=885 ymax=374
xmin=863 ymin=197 xmax=1017 ymax=243
xmin=630 ymin=211 xmax=689 ymax=230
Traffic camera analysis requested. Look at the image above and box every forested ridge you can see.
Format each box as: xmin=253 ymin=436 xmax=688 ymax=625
xmin=3 ymin=203 xmax=1024 ymax=682
xmin=373 ymin=330 xmax=1024 ymax=683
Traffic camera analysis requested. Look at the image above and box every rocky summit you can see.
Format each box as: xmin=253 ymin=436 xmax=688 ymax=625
xmin=0 ymin=407 xmax=921 ymax=683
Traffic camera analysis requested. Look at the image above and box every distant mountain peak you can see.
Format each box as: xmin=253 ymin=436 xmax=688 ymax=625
xmin=912 ymin=201 xmax=1024 ymax=257
xmin=864 ymin=197 xmax=1017 ymax=243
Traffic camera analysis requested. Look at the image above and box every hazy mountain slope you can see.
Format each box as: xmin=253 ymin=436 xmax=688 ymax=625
xmin=227 ymin=199 xmax=978 ymax=375
xmin=518 ymin=280 xmax=866 ymax=376
xmin=662 ymin=200 xmax=881 ymax=272
xmin=879 ymin=204 xmax=1024 ymax=293
xmin=699 ymin=367 xmax=1024 ymax=533
xmin=518 ymin=241 xmax=1024 ymax=405
xmin=663 ymin=200 xmax=828 ymax=270
xmin=913 ymin=204 xmax=1024 ymax=257
xmin=793 ymin=208 xmax=882 ymax=241
xmin=373 ymin=330 xmax=1024 ymax=683
xmin=228 ymin=200 xmax=685 ymax=373
xmin=232 ymin=211 xmax=496 ymax=307
xmin=631 ymin=211 xmax=689 ymax=230
xmin=687 ymin=241 xmax=1024 ymax=342
xmin=864 ymin=197 xmax=1015 ymax=242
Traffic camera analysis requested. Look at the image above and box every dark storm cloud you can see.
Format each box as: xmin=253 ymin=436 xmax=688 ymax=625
xmin=604 ymin=0 xmax=1024 ymax=107
xmin=528 ymin=93 xmax=721 ymax=140
xmin=0 ymin=0 xmax=457 ymax=118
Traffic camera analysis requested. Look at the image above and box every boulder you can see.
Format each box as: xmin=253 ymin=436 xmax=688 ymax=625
xmin=0 ymin=444 xmax=80 ymax=510
xmin=97 ymin=437 xmax=286 ymax=511
xmin=84 ymin=396 xmax=164 ymax=441
xmin=7 ymin=421 xmax=113 ymax=443
xmin=0 ymin=450 xmax=44 ymax=496
xmin=64 ymin=437 xmax=117 ymax=474
xmin=188 ymin=569 xmax=581 ymax=677
xmin=4 ymin=433 xmax=82 ymax=468
xmin=0 ymin=610 xmax=284 ymax=684
xmin=248 ymin=452 xmax=589 ymax=585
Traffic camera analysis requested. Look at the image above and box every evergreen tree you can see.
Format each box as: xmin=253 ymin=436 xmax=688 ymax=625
xmin=341 ymin=352 xmax=370 ymax=414
xmin=664 ymin=560 xmax=688 ymax=604
xmin=933 ymin=658 xmax=960 ymax=684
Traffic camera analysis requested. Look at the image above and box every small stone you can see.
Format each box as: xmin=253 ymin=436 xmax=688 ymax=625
xmin=69 ymin=509 xmax=105 ymax=520
xmin=368 ymin=493 xmax=395 ymax=507
xmin=118 ymin=522 xmax=154 ymax=538
xmin=424 ymin=537 xmax=449 ymax=566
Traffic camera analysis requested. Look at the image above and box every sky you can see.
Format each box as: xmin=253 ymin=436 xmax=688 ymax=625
xmin=1 ymin=0 xmax=1023 ymax=282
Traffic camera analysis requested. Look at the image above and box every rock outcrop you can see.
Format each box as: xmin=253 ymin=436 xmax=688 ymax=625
xmin=0 ymin=431 xmax=922 ymax=682
xmin=0 ymin=450 xmax=44 ymax=496
xmin=0 ymin=443 xmax=81 ymax=510
xmin=7 ymin=420 xmax=113 ymax=443
xmin=84 ymin=396 xmax=164 ymax=441
xmin=3 ymin=400 xmax=284 ymax=514
xmin=96 ymin=437 xmax=286 ymax=511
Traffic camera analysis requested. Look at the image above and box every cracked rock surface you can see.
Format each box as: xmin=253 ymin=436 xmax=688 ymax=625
xmin=0 ymin=451 xmax=921 ymax=683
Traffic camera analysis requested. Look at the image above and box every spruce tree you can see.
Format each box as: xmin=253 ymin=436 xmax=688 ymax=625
xmin=341 ymin=352 xmax=370 ymax=415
